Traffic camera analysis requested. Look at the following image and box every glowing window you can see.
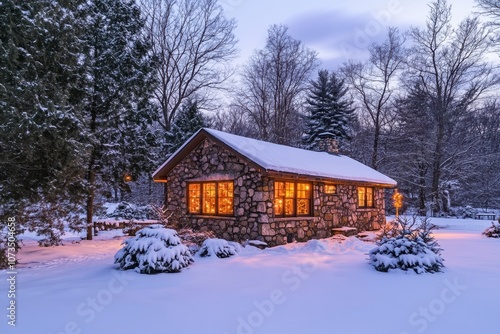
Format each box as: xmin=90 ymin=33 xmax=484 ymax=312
xmin=187 ymin=181 xmax=234 ymax=216
xmin=203 ymin=183 xmax=216 ymax=214
xmin=188 ymin=184 xmax=201 ymax=214
xmin=274 ymin=181 xmax=312 ymax=217
xmin=218 ymin=182 xmax=234 ymax=215
xmin=296 ymin=183 xmax=311 ymax=215
xmin=358 ymin=186 xmax=374 ymax=208
xmin=324 ymin=184 xmax=336 ymax=194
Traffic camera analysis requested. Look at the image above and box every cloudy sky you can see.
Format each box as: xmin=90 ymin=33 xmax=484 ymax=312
xmin=222 ymin=0 xmax=478 ymax=68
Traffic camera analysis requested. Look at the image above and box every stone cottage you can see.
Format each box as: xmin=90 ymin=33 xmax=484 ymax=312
xmin=153 ymin=128 xmax=396 ymax=246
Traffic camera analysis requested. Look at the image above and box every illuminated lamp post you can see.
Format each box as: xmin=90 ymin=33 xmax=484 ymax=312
xmin=392 ymin=189 xmax=403 ymax=218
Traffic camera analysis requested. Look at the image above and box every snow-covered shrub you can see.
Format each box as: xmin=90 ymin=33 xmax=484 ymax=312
xmin=453 ymin=205 xmax=477 ymax=219
xmin=106 ymin=202 xmax=151 ymax=220
xmin=24 ymin=200 xmax=83 ymax=246
xmin=197 ymin=238 xmax=239 ymax=258
xmin=483 ymin=220 xmax=500 ymax=238
xmin=177 ymin=229 xmax=216 ymax=254
xmin=114 ymin=225 xmax=193 ymax=274
xmin=370 ymin=216 xmax=444 ymax=274
xmin=369 ymin=237 xmax=444 ymax=274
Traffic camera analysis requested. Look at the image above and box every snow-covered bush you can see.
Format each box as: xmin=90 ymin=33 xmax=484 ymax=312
xmin=370 ymin=216 xmax=444 ymax=274
xmin=106 ymin=202 xmax=152 ymax=220
xmin=369 ymin=237 xmax=444 ymax=274
xmin=483 ymin=220 xmax=500 ymax=238
xmin=24 ymin=200 xmax=83 ymax=246
xmin=178 ymin=229 xmax=216 ymax=255
xmin=197 ymin=238 xmax=239 ymax=258
xmin=114 ymin=225 xmax=193 ymax=274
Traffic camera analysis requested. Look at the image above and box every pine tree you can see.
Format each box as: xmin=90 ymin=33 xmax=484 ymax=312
xmin=0 ymin=0 xmax=88 ymax=250
xmin=165 ymin=100 xmax=206 ymax=155
xmin=302 ymin=69 xmax=355 ymax=151
xmin=79 ymin=0 xmax=157 ymax=240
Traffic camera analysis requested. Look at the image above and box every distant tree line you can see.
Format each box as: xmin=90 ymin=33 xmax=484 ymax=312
xmin=0 ymin=0 xmax=499 ymax=263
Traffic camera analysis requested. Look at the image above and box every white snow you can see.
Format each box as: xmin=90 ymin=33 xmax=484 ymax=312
xmin=2 ymin=217 xmax=499 ymax=334
xmin=153 ymin=128 xmax=397 ymax=186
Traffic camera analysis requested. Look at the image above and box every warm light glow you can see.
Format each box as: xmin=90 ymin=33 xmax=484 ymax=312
xmin=358 ymin=186 xmax=374 ymax=208
xmin=324 ymin=184 xmax=336 ymax=194
xmin=218 ymin=182 xmax=234 ymax=214
xmin=188 ymin=184 xmax=201 ymax=214
xmin=392 ymin=190 xmax=403 ymax=208
xmin=188 ymin=181 xmax=234 ymax=215
xmin=392 ymin=189 xmax=403 ymax=217
xmin=203 ymin=183 xmax=216 ymax=214
xmin=274 ymin=181 xmax=311 ymax=216
xmin=123 ymin=174 xmax=133 ymax=182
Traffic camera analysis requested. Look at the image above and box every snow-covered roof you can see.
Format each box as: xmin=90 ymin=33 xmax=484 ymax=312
xmin=153 ymin=128 xmax=397 ymax=187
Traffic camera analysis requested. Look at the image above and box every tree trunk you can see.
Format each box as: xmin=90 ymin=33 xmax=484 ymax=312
xmin=418 ymin=163 xmax=427 ymax=215
xmin=86 ymin=155 xmax=96 ymax=240
xmin=431 ymin=117 xmax=445 ymax=215
xmin=371 ymin=123 xmax=380 ymax=170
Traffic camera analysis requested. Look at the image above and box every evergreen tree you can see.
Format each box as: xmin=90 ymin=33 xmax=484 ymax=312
xmin=165 ymin=100 xmax=206 ymax=155
xmin=0 ymin=0 xmax=87 ymax=250
xmin=79 ymin=0 xmax=157 ymax=240
xmin=302 ymin=69 xmax=355 ymax=151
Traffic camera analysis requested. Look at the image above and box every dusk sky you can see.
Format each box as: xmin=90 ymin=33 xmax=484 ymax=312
xmin=223 ymin=0 xmax=478 ymax=68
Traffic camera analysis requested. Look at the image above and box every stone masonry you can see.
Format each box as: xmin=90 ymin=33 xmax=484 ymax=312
xmin=165 ymin=137 xmax=386 ymax=247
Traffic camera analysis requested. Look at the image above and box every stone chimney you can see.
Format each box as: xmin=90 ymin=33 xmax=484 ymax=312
xmin=317 ymin=133 xmax=339 ymax=154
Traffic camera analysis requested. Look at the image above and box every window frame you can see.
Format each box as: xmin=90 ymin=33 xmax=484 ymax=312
xmin=358 ymin=186 xmax=374 ymax=208
xmin=274 ymin=180 xmax=313 ymax=217
xmin=187 ymin=181 xmax=234 ymax=216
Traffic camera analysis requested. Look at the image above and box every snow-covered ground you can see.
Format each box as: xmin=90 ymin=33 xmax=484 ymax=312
xmin=1 ymin=217 xmax=499 ymax=334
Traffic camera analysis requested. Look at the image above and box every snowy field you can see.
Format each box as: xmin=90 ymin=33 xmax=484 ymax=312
xmin=1 ymin=217 xmax=499 ymax=334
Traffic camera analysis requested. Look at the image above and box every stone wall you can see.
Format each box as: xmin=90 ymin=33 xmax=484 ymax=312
xmin=165 ymin=137 xmax=387 ymax=247
xmin=258 ymin=183 xmax=386 ymax=246
xmin=166 ymin=138 xmax=272 ymax=243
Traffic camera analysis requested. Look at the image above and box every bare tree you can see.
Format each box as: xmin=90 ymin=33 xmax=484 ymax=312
xmin=405 ymin=0 xmax=496 ymax=213
xmin=234 ymin=25 xmax=318 ymax=145
xmin=342 ymin=27 xmax=406 ymax=170
xmin=141 ymin=0 xmax=238 ymax=130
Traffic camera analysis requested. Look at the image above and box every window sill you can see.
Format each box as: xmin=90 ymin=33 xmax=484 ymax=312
xmin=272 ymin=216 xmax=317 ymax=221
xmin=187 ymin=214 xmax=236 ymax=220
xmin=357 ymin=207 xmax=377 ymax=211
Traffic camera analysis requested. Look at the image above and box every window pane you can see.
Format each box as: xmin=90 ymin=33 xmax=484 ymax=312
xmin=275 ymin=181 xmax=284 ymax=197
xmin=203 ymin=183 xmax=216 ymax=214
xmin=325 ymin=185 xmax=336 ymax=194
xmin=285 ymin=182 xmax=294 ymax=198
xmin=274 ymin=198 xmax=283 ymax=215
xmin=285 ymin=199 xmax=294 ymax=215
xmin=358 ymin=187 xmax=366 ymax=207
xmin=366 ymin=187 xmax=373 ymax=207
xmin=297 ymin=199 xmax=310 ymax=215
xmin=297 ymin=183 xmax=311 ymax=199
xmin=218 ymin=182 xmax=233 ymax=214
xmin=188 ymin=184 xmax=201 ymax=213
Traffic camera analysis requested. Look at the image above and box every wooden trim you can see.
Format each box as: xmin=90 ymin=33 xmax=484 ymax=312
xmin=266 ymin=171 xmax=396 ymax=188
